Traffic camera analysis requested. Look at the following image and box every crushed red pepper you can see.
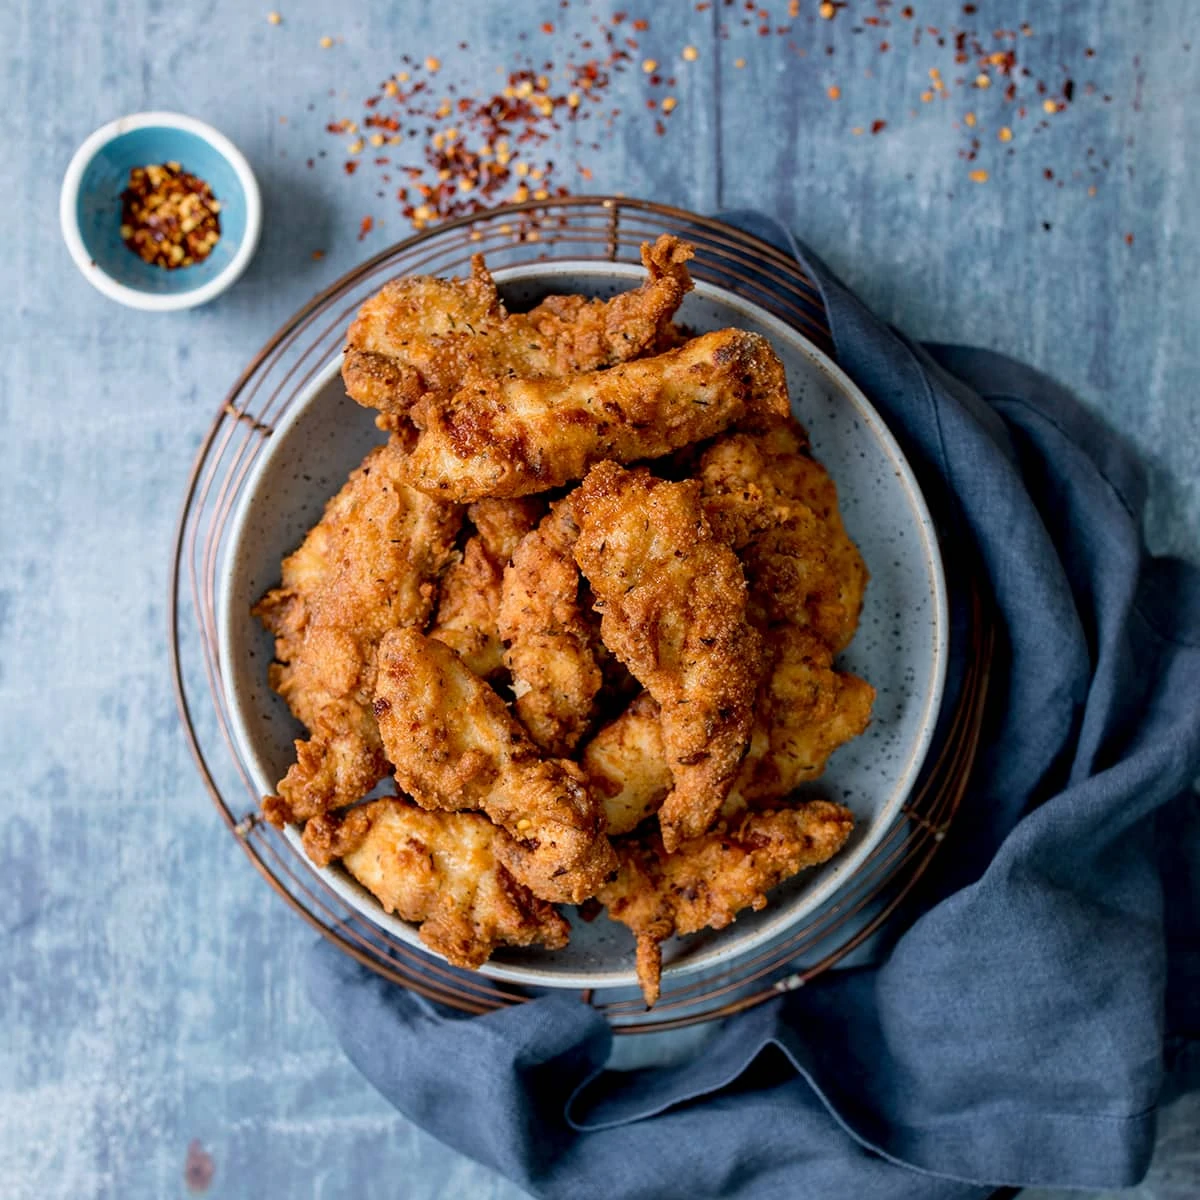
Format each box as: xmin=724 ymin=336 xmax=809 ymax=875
xmin=307 ymin=0 xmax=1122 ymax=236
xmin=120 ymin=162 xmax=221 ymax=268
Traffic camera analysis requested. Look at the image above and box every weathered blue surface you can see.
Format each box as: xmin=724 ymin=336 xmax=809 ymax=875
xmin=0 ymin=1 xmax=1195 ymax=1197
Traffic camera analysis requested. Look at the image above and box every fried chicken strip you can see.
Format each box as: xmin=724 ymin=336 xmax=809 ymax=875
xmin=253 ymin=438 xmax=463 ymax=825
xmin=428 ymin=497 xmax=545 ymax=678
xmin=583 ymin=631 xmax=873 ymax=834
xmin=373 ymin=627 xmax=617 ymax=903
xmin=342 ymin=236 xmax=694 ymax=430
xmin=699 ymin=419 xmax=868 ymax=652
xmin=598 ymin=802 xmax=855 ymax=1005
xmin=303 ymin=799 xmax=570 ymax=969
xmin=403 ymin=328 xmax=790 ymax=502
xmin=573 ymin=462 xmax=765 ymax=851
xmin=498 ymin=494 xmax=603 ymax=756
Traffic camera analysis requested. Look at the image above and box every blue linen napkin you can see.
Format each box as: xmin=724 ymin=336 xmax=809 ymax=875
xmin=306 ymin=213 xmax=1200 ymax=1199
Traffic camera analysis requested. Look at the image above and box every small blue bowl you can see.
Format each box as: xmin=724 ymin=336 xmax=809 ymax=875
xmin=60 ymin=112 xmax=261 ymax=311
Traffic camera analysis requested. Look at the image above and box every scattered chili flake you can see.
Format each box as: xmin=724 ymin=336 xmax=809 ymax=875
xmin=358 ymin=216 xmax=374 ymax=240
xmin=541 ymin=22 xmax=554 ymax=34
xmin=827 ymin=85 xmax=841 ymax=100
xmin=319 ymin=35 xmax=333 ymax=49
xmin=184 ymin=1142 xmax=215 ymax=1194
xmin=871 ymin=119 xmax=887 ymax=134
xmin=734 ymin=57 xmax=746 ymax=68
xmin=267 ymin=11 xmax=281 ymax=25
xmin=682 ymin=45 xmax=699 ymax=61
xmin=819 ymin=2 xmax=836 ymax=19
xmin=312 ymin=249 xmax=325 ymax=259
xmin=964 ymin=111 xmax=976 ymax=126
xmin=974 ymin=73 xmax=991 ymax=88
xmin=120 ymin=162 xmax=221 ymax=269
xmin=1124 ymin=232 xmax=1134 ymax=246
xmin=998 ymin=126 xmax=1013 ymax=142
xmin=968 ymin=168 xmax=989 ymax=182
xmin=642 ymin=57 xmax=657 ymax=72
xmin=661 ymin=96 xmax=677 ymax=112
xmin=1042 ymin=98 xmax=1058 ymax=113
xmin=425 ymin=56 xmax=441 ymax=72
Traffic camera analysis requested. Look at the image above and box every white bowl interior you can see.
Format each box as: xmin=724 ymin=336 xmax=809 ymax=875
xmin=219 ymin=266 xmax=947 ymax=990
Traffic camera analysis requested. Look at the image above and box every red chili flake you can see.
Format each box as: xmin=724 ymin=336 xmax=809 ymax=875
xmin=344 ymin=160 xmax=358 ymax=175
xmin=359 ymin=215 xmax=374 ymax=239
xmin=963 ymin=3 xmax=977 ymax=11
xmin=871 ymin=119 xmax=887 ymax=134
xmin=541 ymin=22 xmax=554 ymax=33
xmin=1124 ymin=232 xmax=1134 ymax=246
xmin=312 ymin=249 xmax=325 ymax=260
xmin=185 ymin=1142 xmax=215 ymax=1194
xmin=633 ymin=18 xmax=649 ymax=30
xmin=901 ymin=5 xmax=914 ymax=16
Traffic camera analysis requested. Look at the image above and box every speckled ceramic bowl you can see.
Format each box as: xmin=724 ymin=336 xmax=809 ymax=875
xmin=60 ymin=111 xmax=261 ymax=311
xmin=218 ymin=265 xmax=948 ymax=991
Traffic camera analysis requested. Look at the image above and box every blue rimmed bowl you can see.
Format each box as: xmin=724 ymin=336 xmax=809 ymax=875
xmin=60 ymin=111 xmax=261 ymax=311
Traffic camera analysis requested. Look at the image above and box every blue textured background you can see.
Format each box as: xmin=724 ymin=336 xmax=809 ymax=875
xmin=1 ymin=2 xmax=1196 ymax=1197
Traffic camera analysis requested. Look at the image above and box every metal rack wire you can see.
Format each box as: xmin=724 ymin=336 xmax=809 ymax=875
xmin=169 ymin=197 xmax=994 ymax=1032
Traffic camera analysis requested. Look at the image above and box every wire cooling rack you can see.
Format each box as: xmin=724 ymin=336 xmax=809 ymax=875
xmin=169 ymin=197 xmax=995 ymax=1032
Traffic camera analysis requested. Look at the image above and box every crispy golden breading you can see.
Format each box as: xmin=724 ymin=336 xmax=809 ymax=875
xmin=253 ymin=438 xmax=463 ymax=825
xmin=342 ymin=236 xmax=694 ymax=430
xmin=498 ymin=494 xmax=603 ymax=756
xmin=402 ymin=329 xmax=790 ymax=502
xmin=303 ymin=799 xmax=570 ymax=968
xmin=372 ymin=627 xmax=617 ymax=904
xmin=732 ymin=628 xmax=874 ymax=804
xmin=599 ymin=801 xmax=855 ymax=1005
xmin=428 ymin=498 xmax=545 ymax=678
xmin=582 ymin=631 xmax=873 ymax=834
xmin=467 ymin=496 xmax=548 ymax=563
xmin=699 ymin=419 xmax=868 ymax=652
xmin=573 ymin=462 xmax=765 ymax=851
xmin=581 ymin=692 xmax=672 ymax=835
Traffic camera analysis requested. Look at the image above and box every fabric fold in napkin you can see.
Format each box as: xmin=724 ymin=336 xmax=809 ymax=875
xmin=306 ymin=212 xmax=1200 ymax=1199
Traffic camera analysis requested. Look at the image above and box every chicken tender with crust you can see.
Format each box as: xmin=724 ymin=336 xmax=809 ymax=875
xmin=699 ymin=419 xmax=868 ymax=652
xmin=253 ymin=438 xmax=463 ymax=825
xmin=573 ymin=462 xmax=765 ymax=851
xmin=580 ymin=692 xmax=672 ymax=836
xmin=373 ymin=627 xmax=617 ymax=904
xmin=599 ymin=801 xmax=855 ymax=1005
xmin=733 ymin=628 xmax=874 ymax=804
xmin=498 ymin=494 xmax=603 ymax=756
xmin=403 ymin=329 xmax=790 ymax=503
xmin=428 ymin=498 xmax=545 ymax=678
xmin=303 ymin=799 xmax=570 ymax=969
xmin=342 ymin=236 xmax=694 ymax=431
xmin=582 ymin=631 xmax=873 ymax=835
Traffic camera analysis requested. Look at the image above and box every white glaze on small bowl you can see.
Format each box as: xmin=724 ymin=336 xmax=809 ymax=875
xmin=218 ymin=265 xmax=947 ymax=991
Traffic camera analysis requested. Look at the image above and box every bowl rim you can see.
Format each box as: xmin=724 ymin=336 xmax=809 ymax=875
xmin=218 ymin=263 xmax=949 ymax=990
xmin=59 ymin=110 xmax=262 ymax=312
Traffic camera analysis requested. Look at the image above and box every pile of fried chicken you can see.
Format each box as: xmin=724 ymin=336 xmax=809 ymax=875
xmin=253 ymin=236 xmax=874 ymax=1005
